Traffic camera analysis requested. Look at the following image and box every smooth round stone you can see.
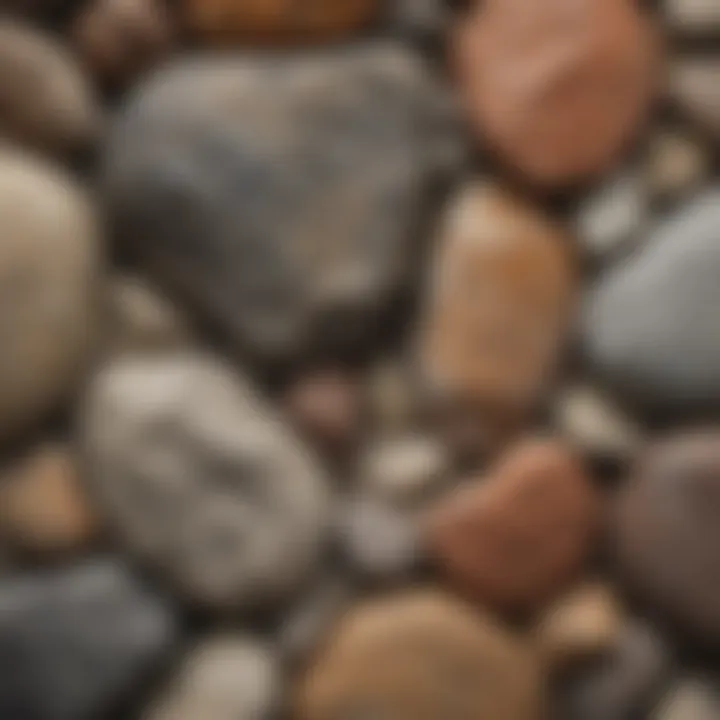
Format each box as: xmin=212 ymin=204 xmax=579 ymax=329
xmin=72 ymin=0 xmax=176 ymax=90
xmin=106 ymin=44 xmax=450 ymax=366
xmin=585 ymin=189 xmax=720 ymax=418
xmin=144 ymin=636 xmax=278 ymax=720
xmin=0 ymin=21 xmax=99 ymax=156
xmin=81 ymin=353 xmax=329 ymax=611
xmin=0 ymin=148 xmax=99 ymax=445
xmin=664 ymin=0 xmax=720 ymax=34
xmin=0 ymin=560 xmax=178 ymax=720
xmin=669 ymin=57 xmax=720 ymax=138
xmin=654 ymin=679 xmax=720 ymax=720
xmin=425 ymin=439 xmax=601 ymax=614
xmin=646 ymin=127 xmax=709 ymax=201
xmin=418 ymin=183 xmax=576 ymax=437
xmin=453 ymin=0 xmax=658 ymax=187
xmin=614 ymin=431 xmax=720 ymax=641
xmin=0 ymin=444 xmax=98 ymax=557
xmin=559 ymin=621 xmax=673 ymax=720
xmin=296 ymin=590 xmax=545 ymax=720
xmin=183 ymin=0 xmax=380 ymax=44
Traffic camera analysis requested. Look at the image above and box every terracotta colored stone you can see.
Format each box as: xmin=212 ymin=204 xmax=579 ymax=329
xmin=418 ymin=184 xmax=576 ymax=434
xmin=296 ymin=590 xmax=544 ymax=720
xmin=72 ymin=0 xmax=175 ymax=90
xmin=614 ymin=431 xmax=720 ymax=641
xmin=184 ymin=0 xmax=380 ymax=44
xmin=0 ymin=445 xmax=98 ymax=556
xmin=425 ymin=439 xmax=601 ymax=614
xmin=454 ymin=0 xmax=659 ymax=186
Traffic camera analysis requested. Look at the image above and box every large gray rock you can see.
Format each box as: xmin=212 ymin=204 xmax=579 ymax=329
xmin=0 ymin=559 xmax=178 ymax=720
xmin=584 ymin=189 xmax=720 ymax=418
xmin=81 ymin=352 xmax=330 ymax=611
xmin=104 ymin=43 xmax=455 ymax=366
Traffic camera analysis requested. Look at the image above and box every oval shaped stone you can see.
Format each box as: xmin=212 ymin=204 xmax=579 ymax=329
xmin=453 ymin=0 xmax=659 ymax=187
xmin=425 ymin=439 xmax=601 ymax=614
xmin=295 ymin=590 xmax=545 ymax=720
xmin=104 ymin=44 xmax=451 ymax=367
xmin=614 ymin=431 xmax=720 ymax=641
xmin=81 ymin=352 xmax=329 ymax=612
xmin=0 ymin=148 xmax=100 ymax=444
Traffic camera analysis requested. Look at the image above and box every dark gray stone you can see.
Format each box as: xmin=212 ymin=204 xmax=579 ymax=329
xmin=584 ymin=189 xmax=720 ymax=418
xmin=0 ymin=559 xmax=178 ymax=720
xmin=104 ymin=43 xmax=455 ymax=366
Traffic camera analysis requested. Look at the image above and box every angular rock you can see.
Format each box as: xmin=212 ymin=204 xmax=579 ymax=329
xmin=105 ymin=44 xmax=453 ymax=366
xmin=0 ymin=20 xmax=99 ymax=156
xmin=585 ymin=189 xmax=720 ymax=418
xmin=81 ymin=352 xmax=329 ymax=611
xmin=296 ymin=590 xmax=545 ymax=720
xmin=0 ymin=560 xmax=178 ymax=720
xmin=0 ymin=147 xmax=100 ymax=445
xmin=669 ymin=57 xmax=720 ymax=138
xmin=425 ymin=439 xmax=601 ymax=614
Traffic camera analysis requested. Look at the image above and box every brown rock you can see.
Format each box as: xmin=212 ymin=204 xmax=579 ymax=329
xmin=183 ymin=0 xmax=380 ymax=45
xmin=453 ymin=0 xmax=659 ymax=187
xmin=425 ymin=439 xmax=601 ymax=614
xmin=72 ymin=0 xmax=175 ymax=90
xmin=295 ymin=590 xmax=545 ymax=720
xmin=418 ymin=184 xmax=576 ymax=440
xmin=0 ymin=445 xmax=98 ymax=556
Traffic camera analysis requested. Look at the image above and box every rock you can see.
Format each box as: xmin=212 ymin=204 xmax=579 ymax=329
xmin=183 ymin=0 xmax=380 ymax=44
xmin=105 ymin=44 xmax=453 ymax=366
xmin=0 ymin=20 xmax=99 ymax=156
xmin=0 ymin=444 xmax=99 ymax=557
xmin=584 ymin=189 xmax=720 ymax=419
xmin=559 ymin=620 xmax=673 ymax=720
xmin=0 ymin=147 xmax=100 ymax=445
xmin=646 ymin=127 xmax=709 ymax=201
xmin=386 ymin=0 xmax=449 ymax=39
xmin=105 ymin=274 xmax=195 ymax=357
xmin=0 ymin=560 xmax=178 ymax=720
xmin=425 ymin=439 xmax=601 ymax=614
xmin=296 ymin=590 xmax=545 ymax=720
xmin=417 ymin=183 xmax=576 ymax=444
xmin=81 ymin=353 xmax=329 ymax=612
xmin=453 ymin=0 xmax=658 ymax=187
xmin=614 ymin=431 xmax=720 ymax=642
xmin=72 ymin=0 xmax=176 ymax=90
xmin=664 ymin=0 xmax=720 ymax=34
xmin=654 ymin=679 xmax=720 ymax=720
xmin=144 ymin=636 xmax=278 ymax=720
xmin=669 ymin=57 xmax=720 ymax=138
xmin=366 ymin=358 xmax=423 ymax=434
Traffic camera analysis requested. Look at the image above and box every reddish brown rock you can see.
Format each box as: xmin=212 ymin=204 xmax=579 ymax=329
xmin=418 ymin=184 xmax=576 ymax=441
xmin=183 ymin=0 xmax=380 ymax=45
xmin=295 ymin=590 xmax=545 ymax=720
xmin=453 ymin=0 xmax=659 ymax=187
xmin=425 ymin=439 xmax=601 ymax=614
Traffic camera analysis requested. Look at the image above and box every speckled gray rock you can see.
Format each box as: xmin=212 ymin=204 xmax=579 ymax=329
xmin=105 ymin=43 xmax=455 ymax=366
xmin=0 ymin=21 xmax=99 ymax=156
xmin=585 ymin=189 xmax=720 ymax=418
xmin=0 ymin=147 xmax=99 ymax=445
xmin=664 ymin=0 xmax=720 ymax=34
xmin=0 ymin=560 xmax=178 ymax=720
xmin=144 ymin=636 xmax=278 ymax=720
xmin=669 ymin=58 xmax=720 ymax=137
xmin=654 ymin=678 xmax=720 ymax=720
xmin=82 ymin=353 xmax=329 ymax=611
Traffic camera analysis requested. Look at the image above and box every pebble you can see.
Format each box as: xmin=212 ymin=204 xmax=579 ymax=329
xmin=614 ymin=431 xmax=720 ymax=642
xmin=669 ymin=57 xmax=720 ymax=138
xmin=72 ymin=0 xmax=176 ymax=90
xmin=664 ymin=0 xmax=720 ymax=34
xmin=0 ymin=20 xmax=99 ymax=156
xmin=81 ymin=352 xmax=329 ymax=612
xmin=418 ymin=183 xmax=576 ymax=446
xmin=654 ymin=678 xmax=720 ymax=720
xmin=0 ymin=147 xmax=100 ymax=445
xmin=144 ymin=636 xmax=278 ymax=720
xmin=0 ymin=444 xmax=98 ymax=558
xmin=183 ymin=0 xmax=380 ymax=44
xmin=645 ymin=127 xmax=709 ymax=201
xmin=296 ymin=590 xmax=545 ymax=720
xmin=105 ymin=44 xmax=452 ymax=366
xmin=453 ymin=0 xmax=659 ymax=187
xmin=585 ymin=189 xmax=720 ymax=418
xmin=0 ymin=560 xmax=178 ymax=720
xmin=425 ymin=439 xmax=601 ymax=614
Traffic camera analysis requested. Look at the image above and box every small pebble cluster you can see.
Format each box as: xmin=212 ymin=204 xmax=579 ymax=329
xmin=0 ymin=1 xmax=718 ymax=719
